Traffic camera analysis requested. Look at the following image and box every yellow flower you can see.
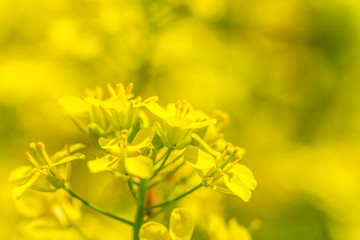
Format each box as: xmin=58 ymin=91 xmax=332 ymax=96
xmin=16 ymin=190 xmax=83 ymax=239
xmin=183 ymin=136 xmax=257 ymax=202
xmin=139 ymin=208 xmax=194 ymax=240
xmin=9 ymin=142 xmax=85 ymax=200
xmin=87 ymin=127 xmax=155 ymax=179
xmin=59 ymin=82 xmax=158 ymax=151
xmin=206 ymin=214 xmax=252 ymax=240
xmin=58 ymin=86 xmax=107 ymax=134
xmin=145 ymin=100 xmax=216 ymax=149
xmin=59 ymin=82 xmax=158 ymax=135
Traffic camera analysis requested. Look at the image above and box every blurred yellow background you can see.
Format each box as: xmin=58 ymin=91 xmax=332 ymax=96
xmin=1 ymin=0 xmax=360 ymax=239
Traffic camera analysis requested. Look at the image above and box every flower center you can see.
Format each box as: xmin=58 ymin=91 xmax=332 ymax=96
xmin=175 ymin=101 xmax=191 ymax=121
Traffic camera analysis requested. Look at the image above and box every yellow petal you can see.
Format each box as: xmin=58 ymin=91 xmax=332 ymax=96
xmin=12 ymin=172 xmax=41 ymax=200
xmin=191 ymin=133 xmax=220 ymax=157
xmin=98 ymin=137 xmax=120 ymax=149
xmin=231 ymin=164 xmax=257 ymax=190
xmin=87 ymin=155 xmax=112 ymax=173
xmin=131 ymin=127 xmax=154 ymax=148
xmin=184 ymin=145 xmax=215 ymax=169
xmin=185 ymin=119 xmax=217 ymax=129
xmin=58 ymin=96 xmax=90 ymax=116
xmin=52 ymin=153 xmax=86 ymax=166
xmin=145 ymin=102 xmax=169 ymax=120
xmin=223 ymin=164 xmax=257 ymax=202
xmin=52 ymin=143 xmax=86 ymax=160
xmin=139 ymin=222 xmax=170 ymax=240
xmin=8 ymin=165 xmax=34 ymax=182
xmin=125 ymin=156 xmax=153 ymax=179
xmin=169 ymin=208 xmax=194 ymax=240
xmin=228 ymin=219 xmax=252 ymax=240
xmin=69 ymin=143 xmax=86 ymax=153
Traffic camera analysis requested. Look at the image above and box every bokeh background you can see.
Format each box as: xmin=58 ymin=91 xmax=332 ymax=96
xmin=1 ymin=0 xmax=360 ymax=239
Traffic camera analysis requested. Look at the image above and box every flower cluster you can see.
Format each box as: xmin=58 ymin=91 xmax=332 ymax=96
xmin=9 ymin=142 xmax=85 ymax=199
xmin=10 ymin=82 xmax=257 ymax=240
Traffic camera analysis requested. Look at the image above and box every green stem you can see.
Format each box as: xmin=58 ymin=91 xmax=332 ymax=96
xmin=128 ymin=178 xmax=139 ymax=204
xmin=153 ymin=149 xmax=168 ymax=165
xmin=133 ymin=179 xmax=148 ymax=240
xmin=71 ymin=224 xmax=93 ymax=240
xmin=146 ymin=183 xmax=203 ymax=211
xmin=163 ymin=153 xmax=184 ymax=168
xmin=63 ymin=186 xmax=134 ymax=226
xmin=148 ymin=162 xmax=185 ymax=189
xmin=149 ymin=148 xmax=172 ymax=181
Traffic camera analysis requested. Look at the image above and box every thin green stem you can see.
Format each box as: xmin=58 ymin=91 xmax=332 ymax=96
xmin=146 ymin=183 xmax=203 ymax=211
xmin=63 ymin=186 xmax=134 ymax=226
xmin=71 ymin=224 xmax=93 ymax=240
xmin=149 ymin=148 xmax=172 ymax=181
xmin=148 ymin=161 xmax=185 ymax=189
xmin=128 ymin=178 xmax=139 ymax=204
xmin=153 ymin=149 xmax=168 ymax=165
xmin=163 ymin=153 xmax=184 ymax=168
xmin=133 ymin=179 xmax=148 ymax=240
xmin=145 ymin=205 xmax=167 ymax=223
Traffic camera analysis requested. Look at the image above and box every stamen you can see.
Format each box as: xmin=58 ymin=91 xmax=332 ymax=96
xmin=26 ymin=151 xmax=40 ymax=168
xmin=125 ymin=83 xmax=134 ymax=95
xmin=29 ymin=143 xmax=46 ymax=165
xmin=116 ymin=83 xmax=125 ymax=96
xmin=37 ymin=142 xmax=52 ymax=166
xmin=107 ymin=84 xmax=116 ymax=97
xmin=95 ymin=86 xmax=104 ymax=99
xmin=175 ymin=101 xmax=181 ymax=119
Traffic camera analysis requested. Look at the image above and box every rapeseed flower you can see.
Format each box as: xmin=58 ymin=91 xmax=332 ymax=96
xmin=145 ymin=100 xmax=216 ymax=149
xmin=9 ymin=143 xmax=85 ymax=200
xmin=87 ymin=127 xmax=155 ymax=179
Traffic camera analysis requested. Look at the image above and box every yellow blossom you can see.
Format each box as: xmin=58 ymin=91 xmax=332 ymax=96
xmin=87 ymin=127 xmax=154 ymax=179
xmin=145 ymin=100 xmax=216 ymax=149
xmin=9 ymin=142 xmax=85 ymax=200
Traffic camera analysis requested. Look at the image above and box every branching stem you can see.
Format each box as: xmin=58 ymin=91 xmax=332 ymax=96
xmin=63 ymin=186 xmax=134 ymax=226
xmin=146 ymin=183 xmax=203 ymax=211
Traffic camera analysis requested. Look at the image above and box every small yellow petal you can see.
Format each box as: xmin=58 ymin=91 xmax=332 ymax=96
xmin=52 ymin=153 xmax=86 ymax=166
xmin=184 ymin=145 xmax=215 ymax=169
xmin=131 ymin=127 xmax=154 ymax=148
xmin=8 ymin=165 xmax=34 ymax=182
xmin=169 ymin=208 xmax=194 ymax=240
xmin=228 ymin=219 xmax=252 ymax=240
xmin=125 ymin=156 xmax=153 ymax=179
xmin=139 ymin=222 xmax=170 ymax=240
xmin=145 ymin=102 xmax=169 ymax=120
xmin=12 ymin=172 xmax=41 ymax=200
xmin=87 ymin=155 xmax=112 ymax=173
xmin=231 ymin=164 xmax=257 ymax=190
xmin=223 ymin=164 xmax=257 ymax=202
xmin=58 ymin=96 xmax=90 ymax=116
